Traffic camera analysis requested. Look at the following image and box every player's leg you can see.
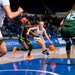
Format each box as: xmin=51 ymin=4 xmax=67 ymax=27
xmin=13 ymin=41 xmax=29 ymax=53
xmin=18 ymin=37 xmax=29 ymax=51
xmin=71 ymin=38 xmax=75 ymax=58
xmin=65 ymin=39 xmax=71 ymax=60
xmin=13 ymin=37 xmax=29 ymax=53
xmin=69 ymin=26 xmax=75 ymax=58
xmin=65 ymin=38 xmax=73 ymax=64
xmin=60 ymin=26 xmax=73 ymax=64
xmin=67 ymin=26 xmax=75 ymax=64
xmin=0 ymin=40 xmax=7 ymax=57
xmin=26 ymin=39 xmax=33 ymax=59
xmin=0 ymin=30 xmax=7 ymax=57
xmin=36 ymin=40 xmax=49 ymax=55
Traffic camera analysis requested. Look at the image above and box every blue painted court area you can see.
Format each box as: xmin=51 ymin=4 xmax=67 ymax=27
xmin=0 ymin=58 xmax=75 ymax=75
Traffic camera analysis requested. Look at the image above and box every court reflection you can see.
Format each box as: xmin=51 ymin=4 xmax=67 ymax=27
xmin=0 ymin=58 xmax=75 ymax=75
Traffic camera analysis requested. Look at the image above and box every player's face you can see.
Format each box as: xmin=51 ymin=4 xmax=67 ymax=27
xmin=39 ymin=22 xmax=44 ymax=28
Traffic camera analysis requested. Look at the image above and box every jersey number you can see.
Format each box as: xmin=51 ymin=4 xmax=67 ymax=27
xmin=66 ymin=12 xmax=75 ymax=20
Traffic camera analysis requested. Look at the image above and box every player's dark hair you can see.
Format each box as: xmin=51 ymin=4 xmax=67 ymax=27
xmin=72 ymin=4 xmax=75 ymax=10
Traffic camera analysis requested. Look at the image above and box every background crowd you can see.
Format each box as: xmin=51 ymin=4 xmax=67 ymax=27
xmin=2 ymin=11 xmax=62 ymax=38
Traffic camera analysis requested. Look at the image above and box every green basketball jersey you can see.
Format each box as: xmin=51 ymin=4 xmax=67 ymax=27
xmin=63 ymin=11 xmax=75 ymax=26
xmin=20 ymin=27 xmax=28 ymax=38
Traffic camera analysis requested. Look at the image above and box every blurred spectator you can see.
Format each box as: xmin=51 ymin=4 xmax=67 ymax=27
xmin=2 ymin=13 xmax=63 ymax=37
xmin=51 ymin=26 xmax=61 ymax=37
xmin=1 ymin=27 xmax=8 ymax=37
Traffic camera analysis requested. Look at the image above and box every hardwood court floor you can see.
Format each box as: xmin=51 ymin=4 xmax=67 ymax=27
xmin=0 ymin=46 xmax=75 ymax=64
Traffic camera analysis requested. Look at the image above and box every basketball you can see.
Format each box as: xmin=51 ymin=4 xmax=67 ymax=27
xmin=49 ymin=44 xmax=55 ymax=51
xmin=20 ymin=17 xmax=28 ymax=24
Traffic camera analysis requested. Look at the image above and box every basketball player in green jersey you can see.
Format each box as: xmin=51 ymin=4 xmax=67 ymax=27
xmin=60 ymin=4 xmax=75 ymax=64
xmin=13 ymin=17 xmax=39 ymax=60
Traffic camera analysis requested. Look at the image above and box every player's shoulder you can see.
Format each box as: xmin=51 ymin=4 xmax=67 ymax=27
xmin=67 ymin=9 xmax=75 ymax=14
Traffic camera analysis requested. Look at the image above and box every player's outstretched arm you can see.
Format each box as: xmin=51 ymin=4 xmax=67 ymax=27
xmin=26 ymin=27 xmax=37 ymax=35
xmin=3 ymin=6 xmax=23 ymax=19
xmin=44 ymin=29 xmax=53 ymax=44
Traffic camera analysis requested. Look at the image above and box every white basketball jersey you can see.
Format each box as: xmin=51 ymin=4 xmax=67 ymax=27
xmin=0 ymin=0 xmax=10 ymax=27
xmin=35 ymin=26 xmax=44 ymax=35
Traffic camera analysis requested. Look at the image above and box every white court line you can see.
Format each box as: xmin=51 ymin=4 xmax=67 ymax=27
xmin=0 ymin=69 xmax=59 ymax=75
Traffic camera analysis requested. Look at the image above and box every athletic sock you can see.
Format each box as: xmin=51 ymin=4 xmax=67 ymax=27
xmin=67 ymin=54 xmax=70 ymax=59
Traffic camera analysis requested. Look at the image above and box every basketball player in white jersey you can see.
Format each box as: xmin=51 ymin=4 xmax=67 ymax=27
xmin=0 ymin=0 xmax=23 ymax=57
xmin=27 ymin=21 xmax=53 ymax=55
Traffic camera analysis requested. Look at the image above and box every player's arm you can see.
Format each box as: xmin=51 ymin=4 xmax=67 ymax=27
xmin=26 ymin=27 xmax=37 ymax=35
xmin=24 ymin=25 xmax=32 ymax=28
xmin=24 ymin=22 xmax=37 ymax=28
xmin=59 ymin=19 xmax=64 ymax=31
xmin=43 ymin=29 xmax=53 ymax=44
xmin=60 ymin=19 xmax=64 ymax=26
xmin=3 ymin=5 xmax=23 ymax=19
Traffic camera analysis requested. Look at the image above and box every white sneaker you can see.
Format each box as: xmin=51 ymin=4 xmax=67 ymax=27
xmin=67 ymin=59 xmax=73 ymax=65
xmin=67 ymin=59 xmax=71 ymax=64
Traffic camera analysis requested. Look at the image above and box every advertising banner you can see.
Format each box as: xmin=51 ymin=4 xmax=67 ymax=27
xmin=4 ymin=37 xmax=66 ymax=51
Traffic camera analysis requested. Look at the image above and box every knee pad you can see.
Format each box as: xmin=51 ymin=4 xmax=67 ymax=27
xmin=28 ymin=44 xmax=33 ymax=51
xmin=66 ymin=41 xmax=71 ymax=50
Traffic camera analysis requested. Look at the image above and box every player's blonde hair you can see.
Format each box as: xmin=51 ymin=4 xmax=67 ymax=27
xmin=38 ymin=21 xmax=44 ymax=25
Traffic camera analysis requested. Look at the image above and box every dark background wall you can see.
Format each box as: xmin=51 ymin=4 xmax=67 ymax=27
xmin=10 ymin=0 xmax=75 ymax=14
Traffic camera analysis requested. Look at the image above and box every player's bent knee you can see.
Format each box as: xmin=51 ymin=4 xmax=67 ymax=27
xmin=4 ymin=49 xmax=7 ymax=53
xmin=28 ymin=44 xmax=33 ymax=51
xmin=1 ymin=48 xmax=7 ymax=54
